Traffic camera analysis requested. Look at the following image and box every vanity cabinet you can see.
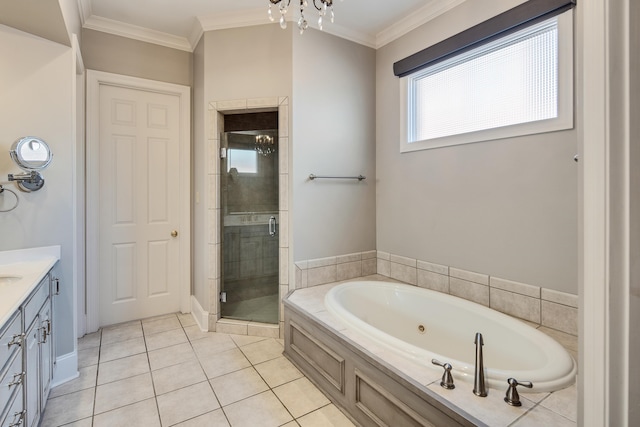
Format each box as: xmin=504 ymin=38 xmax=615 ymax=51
xmin=0 ymin=270 xmax=55 ymax=427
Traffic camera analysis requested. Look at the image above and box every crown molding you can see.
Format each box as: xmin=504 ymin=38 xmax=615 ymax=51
xmin=375 ymin=0 xmax=466 ymax=49
xmin=84 ymin=15 xmax=192 ymax=52
xmin=198 ymin=7 xmax=375 ymax=49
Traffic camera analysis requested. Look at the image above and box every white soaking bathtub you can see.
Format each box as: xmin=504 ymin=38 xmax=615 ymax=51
xmin=325 ymin=280 xmax=576 ymax=393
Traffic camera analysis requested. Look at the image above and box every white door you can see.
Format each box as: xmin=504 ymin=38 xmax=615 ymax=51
xmin=95 ymin=80 xmax=186 ymax=326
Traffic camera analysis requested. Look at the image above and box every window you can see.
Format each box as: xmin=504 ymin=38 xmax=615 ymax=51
xmin=227 ymin=149 xmax=257 ymax=174
xmin=400 ymin=11 xmax=573 ymax=152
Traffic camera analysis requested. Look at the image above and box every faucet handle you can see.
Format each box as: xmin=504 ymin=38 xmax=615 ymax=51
xmin=504 ymin=378 xmax=533 ymax=406
xmin=431 ymin=359 xmax=455 ymax=389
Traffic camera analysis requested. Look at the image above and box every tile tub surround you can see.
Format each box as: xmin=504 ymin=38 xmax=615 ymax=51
xmin=285 ymin=279 xmax=578 ymax=427
xmin=47 ymin=312 xmax=356 ymax=427
xmin=296 ymin=251 xmax=578 ymax=337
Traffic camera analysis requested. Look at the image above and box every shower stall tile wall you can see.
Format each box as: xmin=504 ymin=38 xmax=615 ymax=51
xmin=294 ymin=250 xmax=578 ymax=337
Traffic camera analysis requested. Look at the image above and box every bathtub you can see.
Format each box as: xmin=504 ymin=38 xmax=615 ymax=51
xmin=325 ymin=280 xmax=576 ymax=393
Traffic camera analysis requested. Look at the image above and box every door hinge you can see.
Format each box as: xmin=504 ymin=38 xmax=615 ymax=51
xmin=220 ymin=291 xmax=227 ymax=303
xmin=220 ymin=147 xmax=227 ymax=159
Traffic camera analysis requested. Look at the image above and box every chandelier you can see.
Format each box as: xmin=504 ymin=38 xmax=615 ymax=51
xmin=268 ymin=0 xmax=337 ymax=34
xmin=255 ymin=135 xmax=276 ymax=156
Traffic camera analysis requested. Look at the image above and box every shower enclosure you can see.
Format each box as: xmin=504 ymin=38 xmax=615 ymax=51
xmin=220 ymin=129 xmax=279 ymax=324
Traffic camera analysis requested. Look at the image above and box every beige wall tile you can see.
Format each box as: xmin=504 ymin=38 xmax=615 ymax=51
xmin=491 ymin=276 xmax=540 ymax=298
xmin=362 ymin=258 xmax=377 ymax=276
xmin=541 ymin=301 xmax=578 ymax=335
xmin=450 ymin=267 xmax=489 ymax=285
xmin=390 ymin=262 xmax=417 ymax=285
xmin=449 ymin=277 xmax=489 ymax=306
xmin=541 ymin=288 xmax=578 ymax=308
xmin=337 ymin=261 xmax=362 ymax=281
xmin=362 ymin=250 xmax=377 ymax=259
xmin=389 ymin=254 xmax=416 ymax=267
xmin=308 ymin=256 xmax=337 ymax=268
xmin=216 ymin=320 xmax=248 ymax=335
xmin=248 ymin=323 xmax=280 ymax=339
xmin=377 ymin=258 xmax=390 ymax=277
xmin=490 ymin=288 xmax=541 ymax=324
xmin=307 ymin=265 xmax=337 ymax=287
xmin=337 ymin=253 xmax=361 ymax=264
xmin=376 ymin=251 xmax=390 ymax=260
xmin=417 ymin=270 xmax=449 ymax=293
xmin=417 ymin=259 xmax=448 ymax=275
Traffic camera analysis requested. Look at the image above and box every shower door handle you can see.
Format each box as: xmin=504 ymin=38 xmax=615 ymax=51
xmin=269 ymin=216 xmax=277 ymax=237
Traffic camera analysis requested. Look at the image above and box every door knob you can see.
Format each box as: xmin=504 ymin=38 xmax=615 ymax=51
xmin=171 ymin=230 xmax=178 ymax=237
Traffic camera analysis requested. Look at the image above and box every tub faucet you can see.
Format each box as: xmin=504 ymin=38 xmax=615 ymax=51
xmin=473 ymin=332 xmax=487 ymax=397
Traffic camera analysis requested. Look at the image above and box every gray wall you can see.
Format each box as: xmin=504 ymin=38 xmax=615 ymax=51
xmin=81 ymin=28 xmax=192 ymax=86
xmin=194 ymin=24 xmax=292 ymax=310
xmin=292 ymin=29 xmax=376 ymax=261
xmin=0 ymin=24 xmax=76 ymax=356
xmin=375 ymin=0 xmax=578 ymax=294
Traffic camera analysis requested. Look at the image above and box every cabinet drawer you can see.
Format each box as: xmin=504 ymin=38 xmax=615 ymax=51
xmin=0 ymin=385 xmax=23 ymax=427
xmin=23 ymin=277 xmax=49 ymax=328
xmin=0 ymin=352 xmax=22 ymax=417
xmin=0 ymin=314 xmax=21 ymax=374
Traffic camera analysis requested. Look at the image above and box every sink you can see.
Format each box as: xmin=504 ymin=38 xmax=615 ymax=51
xmin=0 ymin=275 xmax=22 ymax=286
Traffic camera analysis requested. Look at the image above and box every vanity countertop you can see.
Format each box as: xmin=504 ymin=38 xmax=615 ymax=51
xmin=0 ymin=246 xmax=60 ymax=327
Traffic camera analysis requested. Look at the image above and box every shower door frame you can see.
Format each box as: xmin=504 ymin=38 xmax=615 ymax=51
xmin=204 ymin=97 xmax=291 ymax=335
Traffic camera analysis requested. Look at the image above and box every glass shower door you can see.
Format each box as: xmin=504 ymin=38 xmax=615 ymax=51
xmin=220 ymin=130 xmax=279 ymax=324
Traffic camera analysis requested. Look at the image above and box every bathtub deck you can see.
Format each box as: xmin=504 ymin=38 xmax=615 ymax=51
xmin=283 ymin=277 xmax=578 ymax=427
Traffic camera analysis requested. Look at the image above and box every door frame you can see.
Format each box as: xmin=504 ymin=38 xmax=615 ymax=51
xmin=86 ymin=70 xmax=191 ymax=332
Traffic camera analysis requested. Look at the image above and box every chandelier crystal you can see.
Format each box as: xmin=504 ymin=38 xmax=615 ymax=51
xmin=268 ymin=0 xmax=337 ymax=34
xmin=255 ymin=135 xmax=276 ymax=156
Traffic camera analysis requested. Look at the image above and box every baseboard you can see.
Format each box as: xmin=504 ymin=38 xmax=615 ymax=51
xmin=51 ymin=351 xmax=79 ymax=388
xmin=190 ymin=295 xmax=209 ymax=332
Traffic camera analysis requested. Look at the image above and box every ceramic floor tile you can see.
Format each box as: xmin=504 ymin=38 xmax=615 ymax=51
xmin=282 ymin=422 xmax=301 ymax=427
xmin=152 ymin=359 xmax=207 ymax=395
xmin=511 ymin=405 xmax=576 ymax=427
xmin=59 ymin=417 xmax=93 ymax=427
xmin=40 ymin=388 xmax=95 ymax=426
xmin=157 ymin=381 xmax=220 ymax=426
xmin=99 ymin=337 xmax=146 ymax=363
xmin=539 ymin=383 xmax=578 ymax=422
xmin=49 ymin=364 xmax=98 ymax=398
xmin=210 ymin=367 xmax=269 ymax=406
xmin=190 ymin=333 xmax=237 ymax=359
xmin=148 ymin=342 xmax=198 ymax=371
xmin=273 ymin=377 xmax=330 ymax=418
xmin=173 ymin=409 xmax=230 ymax=427
xmin=297 ymin=404 xmax=356 ymax=427
xmin=178 ymin=312 xmax=197 ymax=327
xmin=222 ymin=391 xmax=293 ymax=427
xmin=93 ymin=398 xmax=160 ymax=427
xmin=142 ymin=316 xmax=182 ymax=335
xmin=101 ymin=322 xmax=143 ymax=345
xmin=145 ymin=327 xmax=188 ymax=351
xmin=183 ymin=324 xmax=213 ymax=341
xmin=97 ymin=353 xmax=150 ymax=385
xmin=199 ymin=347 xmax=252 ymax=379
xmin=229 ymin=333 xmax=268 ymax=347
xmin=94 ymin=373 xmax=155 ymax=414
xmin=77 ymin=346 xmax=99 ymax=368
xmin=254 ymin=356 xmax=303 ymax=388
xmin=77 ymin=331 xmax=101 ymax=350
xmin=238 ymin=338 xmax=284 ymax=365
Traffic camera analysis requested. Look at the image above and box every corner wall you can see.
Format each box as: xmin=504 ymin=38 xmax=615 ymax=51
xmin=375 ymin=0 xmax=578 ymax=294
xmin=292 ymin=29 xmax=376 ymax=262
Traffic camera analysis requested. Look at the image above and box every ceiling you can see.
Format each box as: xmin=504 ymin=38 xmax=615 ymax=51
xmin=78 ymin=0 xmax=466 ymax=51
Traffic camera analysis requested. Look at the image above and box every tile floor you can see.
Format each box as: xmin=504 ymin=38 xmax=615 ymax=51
xmin=42 ymin=313 xmax=356 ymax=427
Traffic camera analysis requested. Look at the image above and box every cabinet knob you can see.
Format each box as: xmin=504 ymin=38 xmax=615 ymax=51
xmin=171 ymin=230 xmax=178 ymax=238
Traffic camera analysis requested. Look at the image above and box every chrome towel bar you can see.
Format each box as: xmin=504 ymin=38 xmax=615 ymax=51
xmin=308 ymin=174 xmax=366 ymax=181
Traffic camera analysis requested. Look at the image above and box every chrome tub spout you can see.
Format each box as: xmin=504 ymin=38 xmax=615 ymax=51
xmin=473 ymin=332 xmax=487 ymax=397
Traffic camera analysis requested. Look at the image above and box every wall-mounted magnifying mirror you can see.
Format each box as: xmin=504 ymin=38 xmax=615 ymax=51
xmin=8 ymin=136 xmax=53 ymax=191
